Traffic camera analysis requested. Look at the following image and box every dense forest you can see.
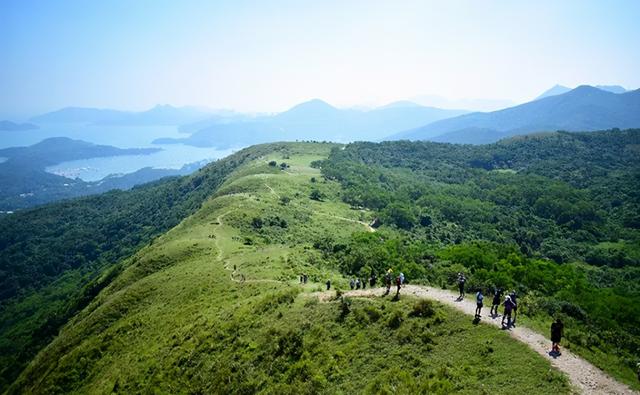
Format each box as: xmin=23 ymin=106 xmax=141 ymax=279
xmin=314 ymin=129 xmax=640 ymax=381
xmin=0 ymin=143 xmax=282 ymax=389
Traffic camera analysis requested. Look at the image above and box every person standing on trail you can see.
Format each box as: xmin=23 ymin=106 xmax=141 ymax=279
xmin=550 ymin=318 xmax=564 ymax=355
xmin=457 ymin=273 xmax=466 ymax=299
xmin=490 ymin=287 xmax=503 ymax=317
xmin=326 ymin=280 xmax=331 ymax=290
xmin=501 ymin=296 xmax=514 ymax=328
xmin=399 ymin=272 xmax=405 ymax=287
xmin=509 ymin=290 xmax=518 ymax=327
xmin=362 ymin=278 xmax=367 ymax=290
xmin=384 ymin=273 xmax=392 ymax=295
xmin=395 ymin=275 xmax=401 ymax=295
xmin=350 ymin=278 xmax=355 ymax=290
xmin=303 ymin=274 xmax=308 ymax=284
xmin=355 ymin=278 xmax=361 ymax=290
xmin=370 ymin=274 xmax=377 ymax=287
xmin=475 ymin=290 xmax=484 ymax=318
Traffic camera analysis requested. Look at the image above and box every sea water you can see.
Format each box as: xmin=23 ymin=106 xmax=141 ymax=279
xmin=2 ymin=123 xmax=240 ymax=181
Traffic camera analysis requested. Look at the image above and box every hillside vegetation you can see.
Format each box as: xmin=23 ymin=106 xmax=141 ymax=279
xmin=316 ymin=130 xmax=640 ymax=387
xmin=0 ymin=143 xmax=279 ymax=389
xmin=7 ymin=143 xmax=570 ymax=394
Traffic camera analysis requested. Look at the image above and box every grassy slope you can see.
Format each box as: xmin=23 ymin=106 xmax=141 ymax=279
xmin=9 ymin=143 xmax=570 ymax=394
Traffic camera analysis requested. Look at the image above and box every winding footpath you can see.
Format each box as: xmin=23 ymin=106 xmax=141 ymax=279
xmin=213 ymin=178 xmax=637 ymax=393
xmin=213 ymin=208 xmax=281 ymax=285
xmin=319 ymin=285 xmax=637 ymax=395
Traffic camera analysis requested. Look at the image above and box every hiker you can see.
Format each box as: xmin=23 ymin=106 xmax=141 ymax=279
xmin=457 ymin=273 xmax=466 ymax=299
xmin=501 ymin=295 xmax=514 ymax=327
xmin=326 ymin=279 xmax=331 ymax=290
xmin=362 ymin=278 xmax=367 ymax=290
xmin=299 ymin=274 xmax=304 ymax=283
xmin=303 ymin=274 xmax=308 ymax=284
xmin=475 ymin=290 xmax=484 ymax=318
xmin=550 ymin=318 xmax=564 ymax=355
xmin=350 ymin=278 xmax=355 ymax=290
xmin=355 ymin=278 xmax=361 ymax=290
xmin=370 ymin=274 xmax=377 ymax=287
xmin=395 ymin=275 xmax=401 ymax=294
xmin=384 ymin=273 xmax=392 ymax=295
xmin=490 ymin=287 xmax=503 ymax=317
xmin=399 ymin=272 xmax=405 ymax=287
xmin=509 ymin=290 xmax=518 ymax=326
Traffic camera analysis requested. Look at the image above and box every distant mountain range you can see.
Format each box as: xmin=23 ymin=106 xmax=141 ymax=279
xmin=409 ymin=94 xmax=516 ymax=112
xmin=156 ymin=100 xmax=468 ymax=148
xmin=30 ymin=105 xmax=214 ymax=126
xmin=535 ymin=84 xmax=628 ymax=100
xmin=392 ymin=85 xmax=640 ymax=144
xmin=0 ymin=120 xmax=38 ymax=131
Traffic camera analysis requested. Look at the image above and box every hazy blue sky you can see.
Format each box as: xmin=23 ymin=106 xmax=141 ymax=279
xmin=2 ymin=0 xmax=639 ymax=116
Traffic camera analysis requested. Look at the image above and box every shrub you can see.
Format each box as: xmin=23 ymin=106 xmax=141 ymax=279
xmin=338 ymin=297 xmax=351 ymax=321
xmin=309 ymin=190 xmax=323 ymax=201
xmin=279 ymin=196 xmax=291 ymax=205
xmin=363 ymin=305 xmax=381 ymax=322
xmin=410 ymin=299 xmax=436 ymax=318
xmin=388 ymin=310 xmax=404 ymax=329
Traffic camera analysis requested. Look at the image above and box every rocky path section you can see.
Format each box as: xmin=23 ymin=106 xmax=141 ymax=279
xmin=320 ymin=285 xmax=638 ymax=395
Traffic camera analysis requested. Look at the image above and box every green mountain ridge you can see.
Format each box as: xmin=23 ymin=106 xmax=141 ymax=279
xmin=2 ymin=132 xmax=639 ymax=393
xmin=6 ymin=143 xmax=571 ymax=394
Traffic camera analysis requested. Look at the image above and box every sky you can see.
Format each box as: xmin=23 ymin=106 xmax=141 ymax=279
xmin=1 ymin=0 xmax=640 ymax=117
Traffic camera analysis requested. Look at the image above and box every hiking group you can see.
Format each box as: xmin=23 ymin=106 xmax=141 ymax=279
xmin=457 ymin=272 xmax=563 ymax=355
xmin=326 ymin=269 xmax=565 ymax=356
xmin=382 ymin=269 xmax=404 ymax=296
xmin=341 ymin=269 xmax=405 ymax=297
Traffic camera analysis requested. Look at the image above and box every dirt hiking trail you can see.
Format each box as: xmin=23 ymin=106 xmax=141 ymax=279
xmin=319 ymin=285 xmax=638 ymax=395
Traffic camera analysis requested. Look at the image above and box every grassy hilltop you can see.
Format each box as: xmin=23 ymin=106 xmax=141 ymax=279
xmin=8 ymin=143 xmax=570 ymax=394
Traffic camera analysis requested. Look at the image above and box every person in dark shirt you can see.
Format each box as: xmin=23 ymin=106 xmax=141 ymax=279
xmin=457 ymin=273 xmax=466 ymax=299
xmin=490 ymin=287 xmax=503 ymax=317
xmin=501 ymin=296 xmax=514 ymax=328
xmin=550 ymin=318 xmax=564 ymax=355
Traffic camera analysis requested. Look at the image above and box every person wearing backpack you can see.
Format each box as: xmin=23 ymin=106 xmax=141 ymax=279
xmin=501 ymin=295 xmax=514 ymax=328
xmin=384 ymin=272 xmax=392 ymax=295
xmin=490 ymin=287 xmax=503 ymax=317
xmin=395 ymin=275 xmax=401 ymax=295
xmin=475 ymin=290 xmax=484 ymax=318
